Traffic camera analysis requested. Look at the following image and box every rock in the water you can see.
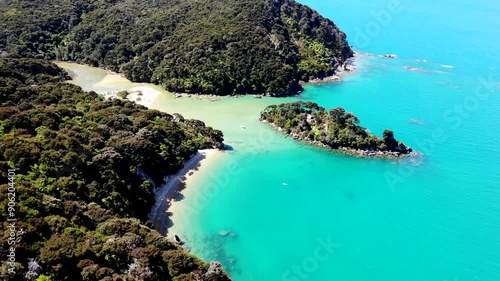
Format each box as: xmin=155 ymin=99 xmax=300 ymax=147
xmin=173 ymin=234 xmax=184 ymax=245
xmin=204 ymin=261 xmax=225 ymax=279
xmin=382 ymin=54 xmax=398 ymax=59
xmin=214 ymin=142 xmax=226 ymax=150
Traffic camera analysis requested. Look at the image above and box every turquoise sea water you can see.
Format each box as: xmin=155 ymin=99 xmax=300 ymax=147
xmin=61 ymin=1 xmax=500 ymax=280
xmin=166 ymin=0 xmax=500 ymax=280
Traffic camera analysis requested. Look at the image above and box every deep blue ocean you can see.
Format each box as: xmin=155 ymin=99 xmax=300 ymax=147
xmin=164 ymin=0 xmax=500 ymax=280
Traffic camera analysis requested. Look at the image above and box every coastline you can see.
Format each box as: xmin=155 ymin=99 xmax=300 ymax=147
xmin=149 ymin=149 xmax=220 ymax=235
xmin=55 ymin=61 xmax=164 ymax=108
xmin=100 ymin=86 xmax=163 ymax=108
xmin=57 ymin=57 xmax=359 ymax=100
xmin=56 ymin=62 xmax=219 ymax=236
xmin=261 ymin=120 xmax=415 ymax=159
xmin=304 ymin=55 xmax=357 ymax=85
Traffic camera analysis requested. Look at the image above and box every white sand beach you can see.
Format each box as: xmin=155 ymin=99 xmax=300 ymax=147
xmin=149 ymin=149 xmax=220 ymax=235
xmin=55 ymin=61 xmax=164 ymax=108
xmin=127 ymin=86 xmax=163 ymax=108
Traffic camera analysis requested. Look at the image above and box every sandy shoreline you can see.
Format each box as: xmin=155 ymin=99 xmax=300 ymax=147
xmin=148 ymin=149 xmax=217 ymax=235
xmin=126 ymin=86 xmax=163 ymax=108
xmin=100 ymin=85 xmax=163 ymax=108
xmin=55 ymin=61 xmax=165 ymax=108
xmin=55 ymin=62 xmax=218 ymax=236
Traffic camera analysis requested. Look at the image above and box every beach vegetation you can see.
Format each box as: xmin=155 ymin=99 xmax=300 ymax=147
xmin=0 ymin=58 xmax=230 ymax=280
xmin=117 ymin=90 xmax=130 ymax=99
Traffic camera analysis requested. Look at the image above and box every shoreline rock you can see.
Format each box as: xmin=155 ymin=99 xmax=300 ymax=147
xmin=381 ymin=54 xmax=398 ymax=59
xmin=303 ymin=57 xmax=357 ymax=85
xmin=173 ymin=234 xmax=184 ymax=245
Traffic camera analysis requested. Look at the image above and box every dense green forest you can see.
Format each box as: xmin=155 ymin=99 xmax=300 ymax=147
xmin=0 ymin=58 xmax=230 ymax=280
xmin=0 ymin=0 xmax=353 ymax=96
xmin=261 ymin=102 xmax=413 ymax=157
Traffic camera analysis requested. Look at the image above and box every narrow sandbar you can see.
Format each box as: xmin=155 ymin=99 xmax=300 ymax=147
xmin=127 ymin=86 xmax=163 ymax=108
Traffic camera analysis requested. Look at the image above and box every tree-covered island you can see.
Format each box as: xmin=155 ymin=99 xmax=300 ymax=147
xmin=260 ymin=102 xmax=413 ymax=158
xmin=0 ymin=0 xmax=353 ymax=96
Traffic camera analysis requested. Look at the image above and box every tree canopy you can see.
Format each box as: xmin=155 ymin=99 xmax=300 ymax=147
xmin=0 ymin=0 xmax=353 ymax=96
xmin=0 ymin=58 xmax=230 ymax=280
xmin=260 ymin=101 xmax=412 ymax=156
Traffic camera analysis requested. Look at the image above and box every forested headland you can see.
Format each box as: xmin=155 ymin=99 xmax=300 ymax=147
xmin=0 ymin=58 xmax=230 ymax=280
xmin=260 ymin=102 xmax=413 ymax=157
xmin=0 ymin=0 xmax=353 ymax=96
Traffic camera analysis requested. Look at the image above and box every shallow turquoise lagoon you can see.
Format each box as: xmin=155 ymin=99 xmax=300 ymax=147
xmin=167 ymin=1 xmax=500 ymax=281
xmin=61 ymin=0 xmax=500 ymax=280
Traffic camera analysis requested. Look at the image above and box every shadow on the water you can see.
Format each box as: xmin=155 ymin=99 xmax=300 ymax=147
xmin=345 ymin=191 xmax=356 ymax=200
xmin=163 ymin=211 xmax=174 ymax=229
xmin=224 ymin=144 xmax=234 ymax=151
xmin=173 ymin=193 xmax=185 ymax=201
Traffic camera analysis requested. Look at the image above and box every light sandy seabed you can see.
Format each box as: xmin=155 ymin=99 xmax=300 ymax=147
xmin=126 ymin=86 xmax=162 ymax=108
xmin=55 ymin=61 xmax=165 ymax=108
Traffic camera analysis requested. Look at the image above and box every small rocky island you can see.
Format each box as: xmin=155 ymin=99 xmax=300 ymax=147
xmin=260 ymin=102 xmax=413 ymax=158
